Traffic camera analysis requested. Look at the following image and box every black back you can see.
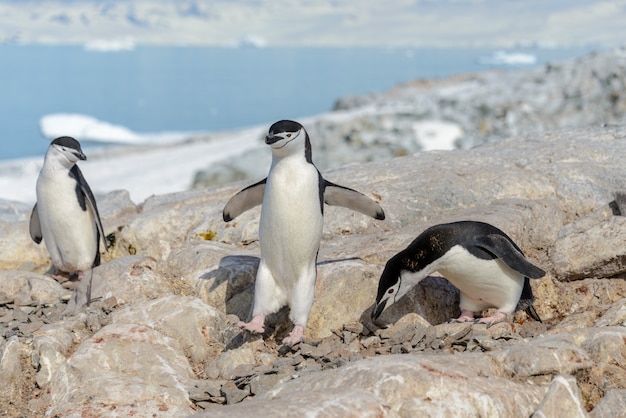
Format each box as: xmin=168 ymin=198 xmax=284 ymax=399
xmin=377 ymin=221 xmax=527 ymax=301
xmin=68 ymin=164 xmax=106 ymax=267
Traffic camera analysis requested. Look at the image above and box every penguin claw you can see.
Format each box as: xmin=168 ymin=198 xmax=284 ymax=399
xmin=475 ymin=312 xmax=507 ymax=328
xmin=282 ymin=325 xmax=305 ymax=346
xmin=237 ymin=314 xmax=266 ymax=334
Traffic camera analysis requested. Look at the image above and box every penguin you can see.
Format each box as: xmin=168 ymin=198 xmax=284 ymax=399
xmin=29 ymin=136 xmax=107 ymax=300
xmin=223 ymin=120 xmax=385 ymax=345
xmin=371 ymin=221 xmax=544 ymax=325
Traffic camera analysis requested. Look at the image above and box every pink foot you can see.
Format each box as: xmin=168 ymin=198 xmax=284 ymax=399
xmin=476 ymin=311 xmax=507 ymax=326
xmin=282 ymin=325 xmax=304 ymax=346
xmin=238 ymin=314 xmax=265 ymax=334
xmin=451 ymin=310 xmax=475 ymax=323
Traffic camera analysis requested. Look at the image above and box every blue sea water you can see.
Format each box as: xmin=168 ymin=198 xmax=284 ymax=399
xmin=0 ymin=44 xmax=597 ymax=161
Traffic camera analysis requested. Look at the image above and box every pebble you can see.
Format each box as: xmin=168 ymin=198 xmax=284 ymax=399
xmin=220 ymin=382 xmax=250 ymax=405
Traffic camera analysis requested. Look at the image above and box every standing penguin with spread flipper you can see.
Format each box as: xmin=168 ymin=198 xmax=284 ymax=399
xmin=30 ymin=136 xmax=108 ymax=301
xmin=223 ymin=120 xmax=385 ymax=345
xmin=372 ymin=221 xmax=543 ymax=325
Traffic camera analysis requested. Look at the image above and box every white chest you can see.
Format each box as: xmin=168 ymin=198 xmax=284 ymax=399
xmin=36 ymin=165 xmax=98 ymax=272
xmin=262 ymin=158 xmax=322 ymax=226
xmin=37 ymin=167 xmax=82 ymax=214
xmin=259 ymin=157 xmax=323 ymax=263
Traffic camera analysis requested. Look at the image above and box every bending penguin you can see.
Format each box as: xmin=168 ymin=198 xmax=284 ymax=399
xmin=223 ymin=120 xmax=385 ymax=345
xmin=372 ymin=221 xmax=544 ymax=325
xmin=30 ymin=136 xmax=107 ymax=301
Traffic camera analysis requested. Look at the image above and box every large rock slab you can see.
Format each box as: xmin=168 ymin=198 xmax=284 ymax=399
xmin=44 ymin=323 xmax=197 ymax=417
xmin=262 ymin=354 xmax=545 ymax=417
xmin=110 ymin=295 xmax=236 ymax=366
xmin=190 ymin=389 xmax=393 ymax=417
xmin=553 ymin=212 xmax=626 ymax=280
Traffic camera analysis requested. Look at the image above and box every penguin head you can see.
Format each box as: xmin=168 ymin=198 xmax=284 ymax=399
xmin=48 ymin=136 xmax=87 ymax=166
xmin=371 ymin=254 xmax=428 ymax=321
xmin=265 ymin=120 xmax=312 ymax=161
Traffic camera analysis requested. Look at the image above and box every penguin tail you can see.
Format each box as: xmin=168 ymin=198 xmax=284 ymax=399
xmin=525 ymin=305 xmax=542 ymax=323
xmin=613 ymin=191 xmax=626 ymax=216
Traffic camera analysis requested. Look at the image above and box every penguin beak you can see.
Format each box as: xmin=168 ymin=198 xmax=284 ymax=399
xmin=265 ymin=134 xmax=282 ymax=145
xmin=371 ymin=300 xmax=387 ymax=321
xmin=74 ymin=150 xmax=87 ymax=161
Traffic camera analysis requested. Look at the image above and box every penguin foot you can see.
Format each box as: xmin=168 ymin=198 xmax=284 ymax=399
xmin=450 ymin=310 xmax=475 ymax=323
xmin=475 ymin=312 xmax=507 ymax=327
xmin=282 ymin=325 xmax=304 ymax=346
xmin=238 ymin=314 xmax=265 ymax=334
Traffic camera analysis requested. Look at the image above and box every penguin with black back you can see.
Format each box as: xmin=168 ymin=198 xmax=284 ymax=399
xmin=372 ymin=221 xmax=543 ymax=325
xmin=30 ymin=136 xmax=108 ymax=303
xmin=223 ymin=120 xmax=385 ymax=345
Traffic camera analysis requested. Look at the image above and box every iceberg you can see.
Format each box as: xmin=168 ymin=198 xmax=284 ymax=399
xmin=0 ymin=125 xmax=265 ymax=204
xmin=479 ymin=51 xmax=537 ymax=65
xmin=39 ymin=114 xmax=194 ymax=146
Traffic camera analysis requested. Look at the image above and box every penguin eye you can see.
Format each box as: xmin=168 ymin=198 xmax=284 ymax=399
xmin=286 ymin=133 xmax=292 ymax=138
xmin=387 ymin=289 xmax=394 ymax=294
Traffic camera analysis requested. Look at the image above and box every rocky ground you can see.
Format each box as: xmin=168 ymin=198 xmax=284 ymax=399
xmin=2 ymin=120 xmax=626 ymax=416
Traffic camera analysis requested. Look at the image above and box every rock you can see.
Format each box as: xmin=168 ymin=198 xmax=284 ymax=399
xmin=0 ymin=200 xmax=50 ymax=272
xmin=532 ymin=375 xmax=589 ymax=418
xmin=590 ymin=389 xmax=626 ymax=418
xmin=44 ymin=323 xmax=197 ymax=417
xmin=110 ymin=295 xmax=233 ymax=366
xmin=490 ymin=332 xmax=594 ymax=377
xmin=0 ymin=336 xmax=22 ymax=404
xmin=112 ymin=188 xmax=227 ymax=260
xmin=220 ymin=381 xmax=250 ymax=405
xmin=376 ymin=312 xmax=430 ymax=345
xmin=553 ymin=215 xmax=626 ymax=280
xmin=299 ymin=257 xmax=381 ymax=340
xmin=65 ymin=255 xmax=174 ymax=311
xmin=32 ymin=307 xmax=111 ymax=388
xmin=0 ymin=271 xmax=69 ymax=306
xmin=206 ymin=340 xmax=263 ymax=380
xmin=261 ymin=354 xmax=545 ymax=417
xmin=164 ymin=243 xmax=258 ymax=320
xmin=577 ymin=327 xmax=626 ymax=407
xmin=548 ymin=311 xmax=598 ymax=334
xmin=97 ymin=189 xmax=139 ymax=242
xmin=543 ymin=279 xmax=626 ymax=324
xmin=595 ymin=298 xmax=626 ymax=327
xmin=248 ymin=370 xmax=293 ymax=397
xmin=190 ymin=389 xmax=393 ymax=418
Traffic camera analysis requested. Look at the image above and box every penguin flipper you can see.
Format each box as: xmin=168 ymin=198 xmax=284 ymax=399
xmin=323 ymin=180 xmax=385 ymax=220
xmin=71 ymin=165 xmax=108 ymax=252
xmin=474 ymin=234 xmax=545 ymax=279
xmin=223 ymin=178 xmax=267 ymax=222
xmin=29 ymin=203 xmax=43 ymax=244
